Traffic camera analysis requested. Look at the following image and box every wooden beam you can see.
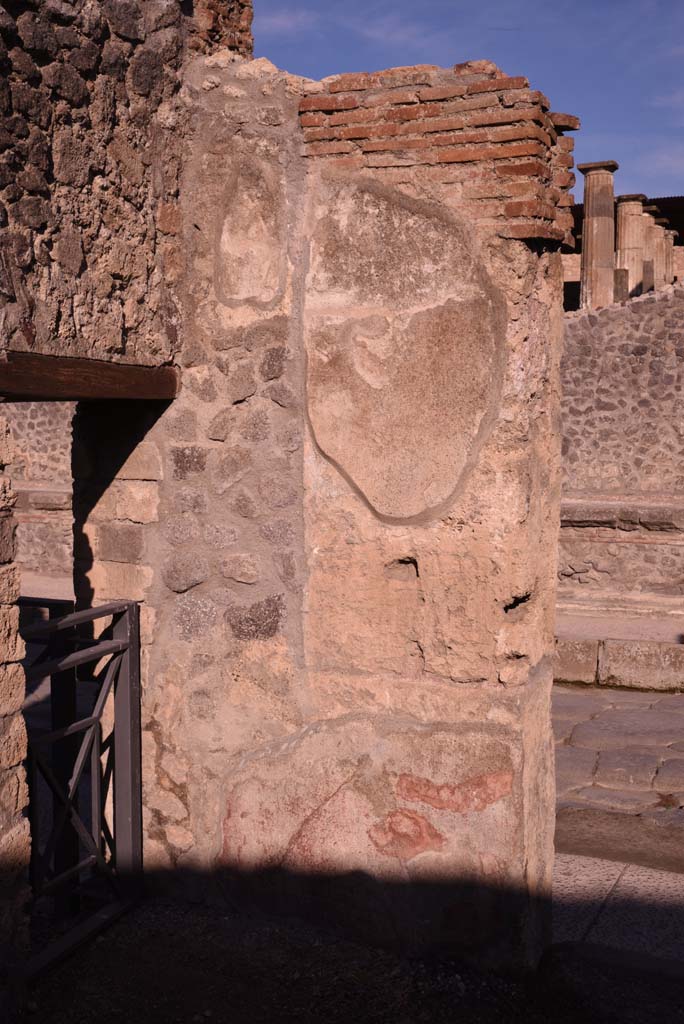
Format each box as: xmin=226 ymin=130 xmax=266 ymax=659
xmin=0 ymin=351 xmax=180 ymax=401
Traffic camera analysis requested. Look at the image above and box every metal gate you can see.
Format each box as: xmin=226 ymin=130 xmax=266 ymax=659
xmin=20 ymin=598 xmax=142 ymax=977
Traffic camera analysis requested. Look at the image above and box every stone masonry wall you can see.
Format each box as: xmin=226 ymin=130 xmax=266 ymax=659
xmin=72 ymin=54 xmax=574 ymax=967
xmin=0 ymin=0 xmax=252 ymax=363
xmin=561 ymin=283 xmax=684 ymax=604
xmin=0 ymin=412 xmax=26 ymax=1016
xmin=4 ymin=400 xmax=74 ymax=586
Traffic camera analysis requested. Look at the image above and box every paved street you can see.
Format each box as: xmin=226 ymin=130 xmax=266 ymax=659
xmin=554 ymin=685 xmax=684 ymax=871
xmin=553 ymin=853 xmax=684 ymax=961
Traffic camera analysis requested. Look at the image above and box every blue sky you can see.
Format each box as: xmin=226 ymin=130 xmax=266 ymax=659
xmin=253 ymin=0 xmax=684 ymax=201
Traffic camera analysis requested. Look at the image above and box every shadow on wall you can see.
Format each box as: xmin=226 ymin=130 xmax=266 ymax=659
xmin=3 ymin=862 xmax=684 ymax=1024
xmin=71 ymin=399 xmax=170 ymax=614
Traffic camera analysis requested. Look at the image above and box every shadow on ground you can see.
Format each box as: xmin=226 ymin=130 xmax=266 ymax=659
xmin=5 ymin=863 xmax=684 ymax=1024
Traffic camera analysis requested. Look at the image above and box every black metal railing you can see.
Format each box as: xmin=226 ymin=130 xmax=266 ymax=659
xmin=20 ymin=598 xmax=142 ymax=977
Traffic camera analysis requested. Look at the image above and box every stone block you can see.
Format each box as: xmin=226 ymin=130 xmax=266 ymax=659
xmin=90 ymin=480 xmax=159 ymax=524
xmin=162 ymin=551 xmax=210 ymax=593
xmin=566 ymin=787 xmax=661 ymax=814
xmin=0 ymin=714 xmax=27 ymax=771
xmin=599 ymin=641 xmax=684 ymax=691
xmin=116 ymin=442 xmax=163 ymax=481
xmin=94 ymin=522 xmax=145 ymax=563
xmin=0 ymin=607 xmax=23 ymax=663
xmin=595 ymin=750 xmax=658 ymax=790
xmin=171 ymin=447 xmax=209 ymax=480
xmin=0 ymin=817 xmax=30 ymax=874
xmin=0 ymin=663 xmax=25 ymax=718
xmin=85 ymin=561 xmax=153 ymax=602
xmin=571 ymin=709 xmax=684 ymax=751
xmin=0 ymin=514 xmax=16 ymax=564
xmin=554 ymin=639 xmax=598 ymax=685
xmin=0 ymin=765 xmax=28 ymax=831
xmin=0 ymin=565 xmax=20 ymax=604
xmin=555 ymin=744 xmax=597 ymax=797
xmin=139 ymin=604 xmax=157 ymax=647
xmin=221 ymin=554 xmax=259 ymax=585
xmin=27 ymin=490 xmax=71 ymax=511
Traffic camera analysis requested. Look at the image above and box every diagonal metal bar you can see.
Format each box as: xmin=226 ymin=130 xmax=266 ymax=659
xmin=31 ymin=716 xmax=98 ymax=748
xmin=32 ymin=727 xmax=97 ymax=890
xmin=91 ymin=723 xmax=102 ymax=856
xmin=40 ymin=856 xmax=98 ymax=895
xmin=25 ymin=639 xmax=128 ymax=684
xmin=21 ymin=602 xmax=132 ymax=640
xmin=92 ymin=653 xmax=122 ymax=720
xmin=32 ymin=750 xmax=118 ymax=893
xmin=27 ymin=748 xmax=42 ymax=893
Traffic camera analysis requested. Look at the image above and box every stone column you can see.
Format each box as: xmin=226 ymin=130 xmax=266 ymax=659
xmin=642 ymin=211 xmax=658 ymax=292
xmin=616 ymin=193 xmax=646 ymax=296
xmin=666 ymin=231 xmax=679 ymax=283
xmin=578 ymin=161 xmax=618 ymax=308
xmin=654 ymin=221 xmax=669 ymax=289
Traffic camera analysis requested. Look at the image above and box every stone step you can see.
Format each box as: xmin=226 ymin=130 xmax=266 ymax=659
xmin=556 ymin=802 xmax=684 ymax=874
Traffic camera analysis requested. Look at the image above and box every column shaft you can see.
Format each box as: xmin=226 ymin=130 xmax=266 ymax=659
xmin=642 ymin=214 xmax=657 ymax=292
xmin=616 ymin=194 xmax=646 ymax=296
xmin=654 ymin=225 xmax=667 ymax=290
xmin=579 ymin=161 xmax=618 ymax=309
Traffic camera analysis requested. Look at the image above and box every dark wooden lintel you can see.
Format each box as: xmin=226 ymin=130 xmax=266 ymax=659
xmin=0 ymin=351 xmax=180 ymax=401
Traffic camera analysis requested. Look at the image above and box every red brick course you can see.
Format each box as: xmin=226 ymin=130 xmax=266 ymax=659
xmin=299 ymin=63 xmax=578 ymax=244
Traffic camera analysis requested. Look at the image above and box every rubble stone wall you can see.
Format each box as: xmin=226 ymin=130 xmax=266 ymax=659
xmin=0 ymin=0 xmax=252 ymax=364
xmin=4 ymin=400 xmax=74 ymax=584
xmin=561 ymin=283 xmax=684 ymax=603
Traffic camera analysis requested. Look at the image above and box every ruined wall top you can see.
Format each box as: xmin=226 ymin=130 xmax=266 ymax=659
xmin=0 ymin=0 xmax=253 ymax=365
xmin=300 ymin=59 xmax=579 ymax=248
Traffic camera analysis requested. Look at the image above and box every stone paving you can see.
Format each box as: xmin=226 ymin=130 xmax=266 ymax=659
xmin=554 ymin=685 xmax=684 ymax=871
xmin=554 ymin=852 xmax=684 ymax=962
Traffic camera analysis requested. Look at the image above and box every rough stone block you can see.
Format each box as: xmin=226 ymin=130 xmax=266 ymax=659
xmin=162 ymin=551 xmax=210 ymax=593
xmin=116 ymin=442 xmax=163 ymax=481
xmin=0 ymin=565 xmax=20 ymax=604
xmin=171 ymin=447 xmax=209 ymax=480
xmin=0 ymin=607 xmax=23 ymax=663
xmin=595 ymin=750 xmax=658 ymax=790
xmin=0 ymin=663 xmax=25 ymax=718
xmin=599 ymin=641 xmax=684 ymax=692
xmin=555 ymin=745 xmax=597 ymax=798
xmin=27 ymin=490 xmax=71 ymax=511
xmin=0 ymin=765 xmax=28 ymax=832
xmin=571 ymin=709 xmax=684 ymax=751
xmin=554 ymin=639 xmax=598 ymax=685
xmin=90 ymin=480 xmax=159 ymax=524
xmin=564 ymin=787 xmax=661 ymax=814
xmin=85 ymin=561 xmax=153 ymax=602
xmin=94 ymin=522 xmax=145 ymax=564
xmin=0 ymin=714 xmax=27 ymax=771
xmin=0 ymin=514 xmax=16 ymax=564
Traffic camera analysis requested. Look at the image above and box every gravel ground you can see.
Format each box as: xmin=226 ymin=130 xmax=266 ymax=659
xmin=21 ymin=897 xmax=684 ymax=1024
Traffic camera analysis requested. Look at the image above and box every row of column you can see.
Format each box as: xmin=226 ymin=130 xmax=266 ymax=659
xmin=579 ymin=161 xmax=678 ymax=309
